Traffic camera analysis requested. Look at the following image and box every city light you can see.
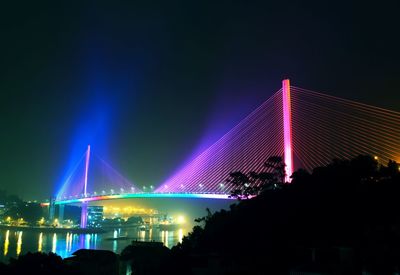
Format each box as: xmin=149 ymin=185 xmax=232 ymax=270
xmin=103 ymin=205 xmax=157 ymax=218
xmin=177 ymin=215 xmax=185 ymax=224
xmin=38 ymin=217 xmax=45 ymax=226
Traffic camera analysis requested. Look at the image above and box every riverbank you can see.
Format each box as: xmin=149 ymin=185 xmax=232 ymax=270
xmin=0 ymin=224 xmax=108 ymax=234
xmin=0 ymin=225 xmax=186 ymax=262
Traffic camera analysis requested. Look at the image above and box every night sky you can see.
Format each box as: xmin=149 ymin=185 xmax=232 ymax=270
xmin=0 ymin=1 xmax=399 ymax=200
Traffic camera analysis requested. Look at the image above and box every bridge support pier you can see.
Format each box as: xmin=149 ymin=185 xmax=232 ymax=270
xmin=80 ymin=202 xmax=88 ymax=228
xmin=49 ymin=198 xmax=56 ymax=222
xmin=282 ymin=79 xmax=293 ymax=182
xmin=58 ymin=204 xmax=65 ymax=223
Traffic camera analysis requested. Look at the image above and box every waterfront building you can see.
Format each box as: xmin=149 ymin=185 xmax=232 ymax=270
xmin=87 ymin=206 xmax=104 ymax=228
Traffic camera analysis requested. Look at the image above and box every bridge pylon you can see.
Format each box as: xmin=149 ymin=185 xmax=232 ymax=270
xmin=80 ymin=145 xmax=91 ymax=228
xmin=282 ymin=79 xmax=293 ymax=182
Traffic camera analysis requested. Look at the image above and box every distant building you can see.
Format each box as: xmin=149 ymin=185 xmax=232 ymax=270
xmin=0 ymin=204 xmax=6 ymax=216
xmin=87 ymin=206 xmax=104 ymax=228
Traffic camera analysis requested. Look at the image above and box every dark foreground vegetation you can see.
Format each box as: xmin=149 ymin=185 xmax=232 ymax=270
xmin=171 ymin=155 xmax=400 ymax=274
xmin=1 ymin=155 xmax=400 ymax=274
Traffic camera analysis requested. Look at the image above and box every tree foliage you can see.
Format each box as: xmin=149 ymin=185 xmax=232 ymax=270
xmin=172 ymin=155 xmax=400 ymax=274
xmin=227 ymin=156 xmax=286 ymax=199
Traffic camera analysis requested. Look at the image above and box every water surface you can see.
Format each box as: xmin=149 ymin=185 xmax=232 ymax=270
xmin=0 ymin=227 xmax=187 ymax=262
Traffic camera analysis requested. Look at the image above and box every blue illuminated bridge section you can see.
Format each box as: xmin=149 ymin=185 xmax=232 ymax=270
xmin=54 ymin=192 xmax=233 ymax=205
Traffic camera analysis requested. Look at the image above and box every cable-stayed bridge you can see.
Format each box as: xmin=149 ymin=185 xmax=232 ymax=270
xmin=53 ymin=79 xmax=400 ymax=228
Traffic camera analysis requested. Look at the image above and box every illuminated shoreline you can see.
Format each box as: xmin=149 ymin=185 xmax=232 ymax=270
xmin=0 ymin=224 xmax=107 ymax=234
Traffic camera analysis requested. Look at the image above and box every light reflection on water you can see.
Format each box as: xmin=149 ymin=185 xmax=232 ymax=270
xmin=0 ymin=227 xmax=187 ymax=262
xmin=16 ymin=232 xmax=22 ymax=256
xmin=38 ymin=233 xmax=43 ymax=252
xmin=52 ymin=233 xmax=57 ymax=253
xmin=4 ymin=230 xmax=9 ymax=256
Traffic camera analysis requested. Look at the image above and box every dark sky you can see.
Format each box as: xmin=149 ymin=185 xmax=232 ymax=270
xmin=0 ymin=1 xmax=399 ymax=200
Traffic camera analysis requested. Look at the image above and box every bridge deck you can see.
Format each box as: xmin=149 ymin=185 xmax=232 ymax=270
xmin=54 ymin=192 xmax=233 ymax=204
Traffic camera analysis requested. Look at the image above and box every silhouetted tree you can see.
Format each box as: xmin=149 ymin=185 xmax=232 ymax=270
xmin=194 ymin=207 xmax=213 ymax=223
xmin=172 ymin=155 xmax=400 ymax=274
xmin=5 ymin=252 xmax=78 ymax=275
xmin=121 ymin=242 xmax=170 ymax=275
xmin=264 ymin=155 xmax=286 ymax=184
xmin=381 ymin=159 xmax=400 ymax=178
xmin=228 ymin=156 xmax=286 ymax=199
xmin=290 ymin=168 xmax=311 ymax=185
xmin=226 ymin=171 xmax=254 ymax=200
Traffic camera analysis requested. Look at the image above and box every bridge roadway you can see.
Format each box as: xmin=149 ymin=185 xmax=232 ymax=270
xmin=54 ymin=192 xmax=233 ymax=205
